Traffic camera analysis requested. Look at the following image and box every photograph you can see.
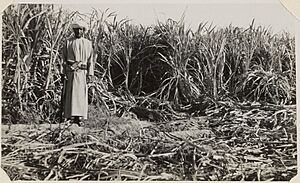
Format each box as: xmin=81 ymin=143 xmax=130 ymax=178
xmin=1 ymin=0 xmax=298 ymax=181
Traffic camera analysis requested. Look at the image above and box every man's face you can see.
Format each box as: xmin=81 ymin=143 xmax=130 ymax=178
xmin=73 ymin=28 xmax=84 ymax=38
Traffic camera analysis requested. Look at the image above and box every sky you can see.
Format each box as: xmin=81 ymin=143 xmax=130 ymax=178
xmin=51 ymin=0 xmax=298 ymax=34
xmin=7 ymin=0 xmax=297 ymax=34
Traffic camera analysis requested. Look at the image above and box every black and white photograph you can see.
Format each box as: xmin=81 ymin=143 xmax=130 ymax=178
xmin=1 ymin=0 xmax=298 ymax=181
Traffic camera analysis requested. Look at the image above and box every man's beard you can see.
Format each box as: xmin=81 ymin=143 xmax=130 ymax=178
xmin=75 ymin=34 xmax=83 ymax=38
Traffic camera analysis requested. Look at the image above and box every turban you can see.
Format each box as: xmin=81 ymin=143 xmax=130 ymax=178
xmin=71 ymin=21 xmax=87 ymax=30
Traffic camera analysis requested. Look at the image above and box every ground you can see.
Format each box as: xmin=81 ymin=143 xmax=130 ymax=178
xmin=1 ymin=104 xmax=297 ymax=181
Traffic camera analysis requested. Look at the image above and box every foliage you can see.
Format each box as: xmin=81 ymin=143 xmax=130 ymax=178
xmin=2 ymin=4 xmax=76 ymax=123
xmin=2 ymin=5 xmax=295 ymax=123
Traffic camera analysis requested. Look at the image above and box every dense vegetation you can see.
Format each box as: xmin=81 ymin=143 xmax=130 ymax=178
xmin=1 ymin=4 xmax=297 ymax=181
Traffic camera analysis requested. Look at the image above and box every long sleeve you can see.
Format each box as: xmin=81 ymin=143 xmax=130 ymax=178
xmin=87 ymin=43 xmax=94 ymax=76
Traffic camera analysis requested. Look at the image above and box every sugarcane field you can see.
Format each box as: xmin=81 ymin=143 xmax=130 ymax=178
xmin=1 ymin=3 xmax=297 ymax=181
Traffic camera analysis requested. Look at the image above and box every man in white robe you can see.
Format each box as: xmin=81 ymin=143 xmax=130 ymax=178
xmin=61 ymin=22 xmax=94 ymax=126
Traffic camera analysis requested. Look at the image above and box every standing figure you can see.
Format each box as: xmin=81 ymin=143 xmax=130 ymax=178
xmin=61 ymin=22 xmax=94 ymax=126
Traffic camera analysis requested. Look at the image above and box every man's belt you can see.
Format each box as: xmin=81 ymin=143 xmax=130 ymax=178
xmin=75 ymin=64 xmax=87 ymax=70
xmin=66 ymin=60 xmax=87 ymax=71
xmin=78 ymin=65 xmax=87 ymax=70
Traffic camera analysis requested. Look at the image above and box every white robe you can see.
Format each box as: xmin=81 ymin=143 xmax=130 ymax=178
xmin=62 ymin=37 xmax=94 ymax=119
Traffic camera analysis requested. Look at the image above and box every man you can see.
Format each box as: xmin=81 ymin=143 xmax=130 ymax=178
xmin=61 ymin=22 xmax=94 ymax=126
